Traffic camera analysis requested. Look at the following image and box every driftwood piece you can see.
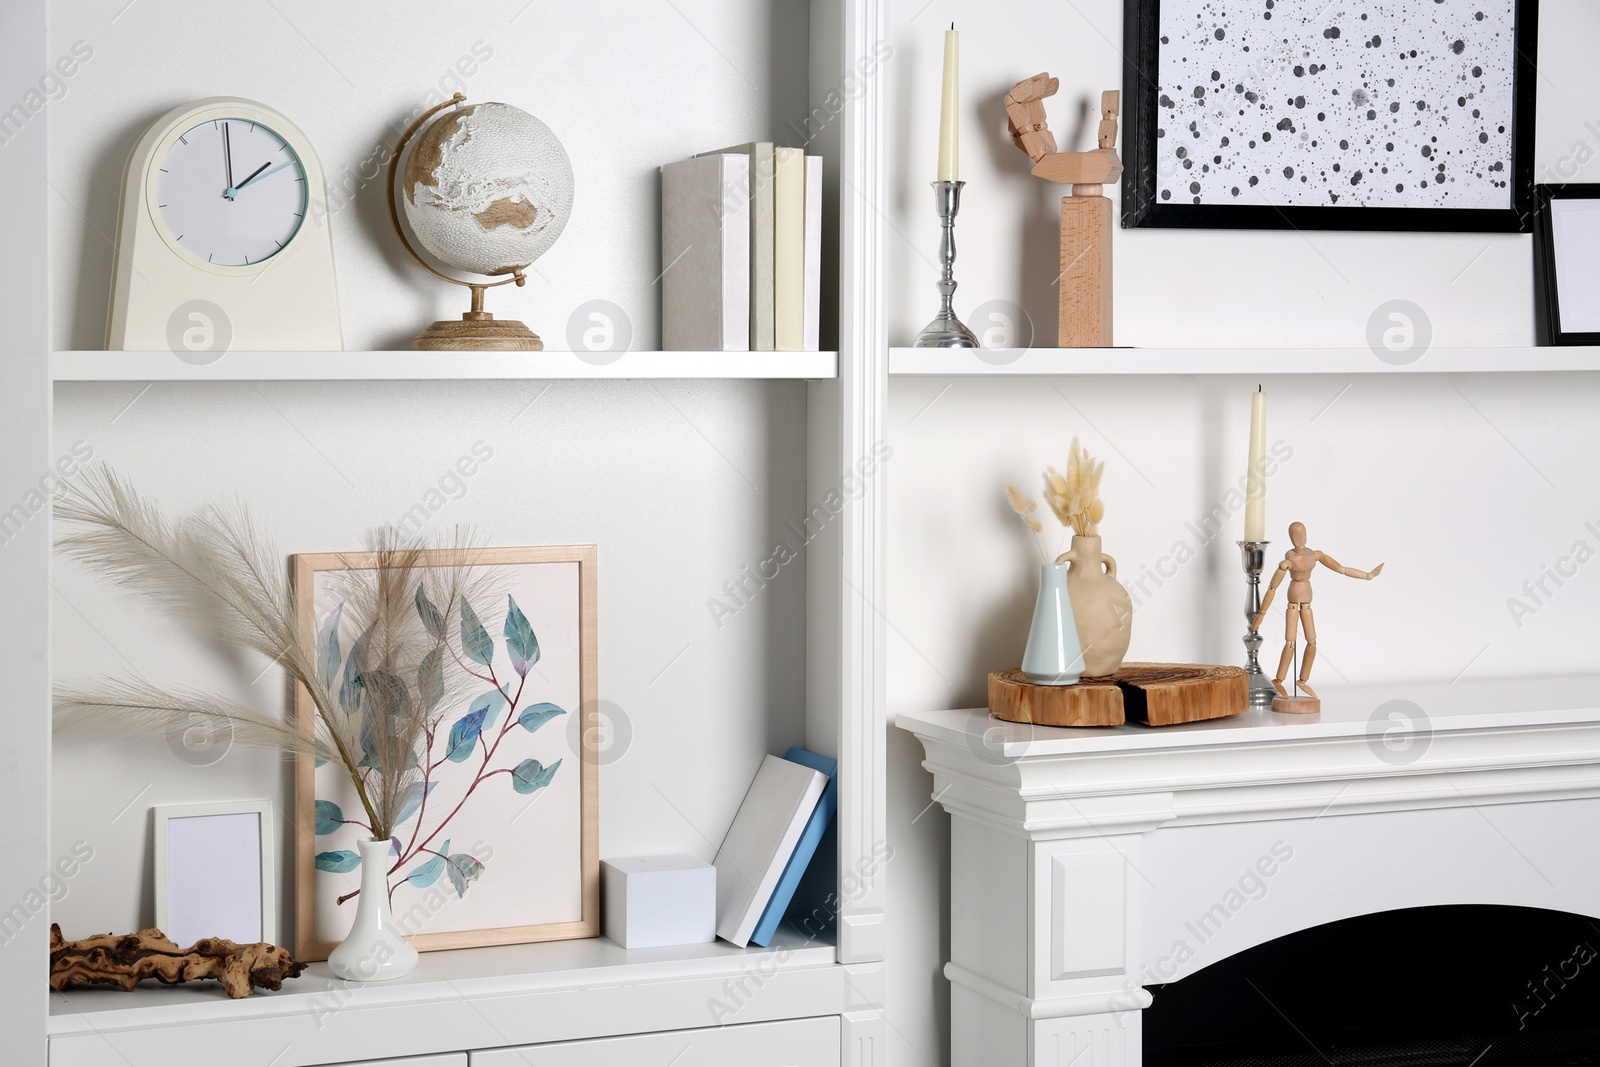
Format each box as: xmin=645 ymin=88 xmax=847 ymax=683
xmin=50 ymin=924 xmax=308 ymax=999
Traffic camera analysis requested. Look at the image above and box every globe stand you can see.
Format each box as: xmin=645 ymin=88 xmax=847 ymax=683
xmin=413 ymin=281 xmax=543 ymax=351
xmin=389 ymin=93 xmax=546 ymax=353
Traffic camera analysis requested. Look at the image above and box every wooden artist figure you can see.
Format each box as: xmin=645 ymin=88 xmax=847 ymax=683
xmin=1251 ymin=522 xmax=1384 ymax=704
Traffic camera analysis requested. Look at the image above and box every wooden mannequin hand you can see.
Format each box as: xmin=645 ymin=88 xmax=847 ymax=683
xmin=1367 ymin=563 xmax=1384 ymax=579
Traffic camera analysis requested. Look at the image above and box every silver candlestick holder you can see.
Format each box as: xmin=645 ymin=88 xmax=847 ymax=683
xmin=1237 ymin=541 xmax=1278 ymax=708
xmin=913 ymin=180 xmax=978 ymax=348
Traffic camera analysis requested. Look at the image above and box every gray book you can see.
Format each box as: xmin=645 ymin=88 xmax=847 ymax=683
xmin=712 ymin=754 xmax=827 ymax=947
xmin=700 ymin=142 xmax=775 ymax=351
xmin=661 ymin=154 xmax=751 ymax=351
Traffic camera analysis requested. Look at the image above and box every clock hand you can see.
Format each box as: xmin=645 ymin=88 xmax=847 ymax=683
xmin=233 ymin=161 xmax=272 ymax=192
xmin=234 ymin=160 xmax=297 ymax=193
xmin=222 ymin=121 xmax=236 ymax=199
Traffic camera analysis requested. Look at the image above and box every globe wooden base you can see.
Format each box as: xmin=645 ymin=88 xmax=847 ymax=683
xmin=988 ymin=663 xmax=1248 ymax=728
xmin=413 ymin=311 xmax=543 ymax=351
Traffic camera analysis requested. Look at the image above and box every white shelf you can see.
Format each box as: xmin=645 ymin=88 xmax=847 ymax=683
xmin=888 ymin=345 xmax=1600 ymax=376
xmin=894 ymin=675 xmax=1600 ymax=759
xmin=51 ymin=349 xmax=838 ymax=383
xmin=48 ymin=928 xmax=840 ymax=1065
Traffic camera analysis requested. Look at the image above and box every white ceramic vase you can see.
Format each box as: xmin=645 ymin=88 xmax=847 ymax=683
xmin=326 ymin=837 xmax=419 ymax=982
xmin=1021 ymin=563 xmax=1086 ymax=685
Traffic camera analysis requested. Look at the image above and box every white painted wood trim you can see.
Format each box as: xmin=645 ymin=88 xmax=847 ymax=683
xmin=52 ymin=349 xmax=838 ymax=382
xmin=899 ymin=677 xmax=1600 ymax=1066
xmin=805 ymin=0 xmax=888 ymax=974
xmin=0 ymin=0 xmax=51 ymax=1059
xmin=888 ymin=345 xmax=1600 ymax=376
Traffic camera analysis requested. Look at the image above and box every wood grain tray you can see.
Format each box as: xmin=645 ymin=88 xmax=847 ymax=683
xmin=988 ymin=663 xmax=1247 ymax=728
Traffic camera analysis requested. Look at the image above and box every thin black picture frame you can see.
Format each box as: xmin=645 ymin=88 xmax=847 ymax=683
xmin=1122 ymin=0 xmax=1540 ymax=233
xmin=1533 ymin=184 xmax=1600 ymax=347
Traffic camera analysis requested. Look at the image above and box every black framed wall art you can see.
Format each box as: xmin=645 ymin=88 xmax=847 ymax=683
xmin=1533 ymin=184 xmax=1600 ymax=346
xmin=1122 ymin=0 xmax=1539 ymax=232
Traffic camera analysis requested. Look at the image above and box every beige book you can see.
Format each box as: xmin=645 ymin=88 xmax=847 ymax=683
xmin=773 ymin=147 xmax=805 ymax=352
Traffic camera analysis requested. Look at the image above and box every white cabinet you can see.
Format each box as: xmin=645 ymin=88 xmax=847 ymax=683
xmin=470 ymin=1017 xmax=840 ymax=1067
xmin=339 ymin=1057 xmax=466 ymax=1067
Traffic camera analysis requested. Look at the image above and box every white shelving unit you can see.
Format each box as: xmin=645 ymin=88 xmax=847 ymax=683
xmin=53 ymin=350 xmax=839 ymax=383
xmin=48 ymin=929 xmax=840 ymax=1066
xmin=889 ymin=345 xmax=1600 ymax=376
xmin=6 ymin=1 xmax=890 ymax=1065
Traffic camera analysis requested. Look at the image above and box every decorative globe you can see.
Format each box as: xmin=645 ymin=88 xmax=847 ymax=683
xmin=401 ymin=101 xmax=574 ymax=278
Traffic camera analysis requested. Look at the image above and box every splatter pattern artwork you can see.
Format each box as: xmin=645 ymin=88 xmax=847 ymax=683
xmin=1155 ymin=0 xmax=1518 ymax=209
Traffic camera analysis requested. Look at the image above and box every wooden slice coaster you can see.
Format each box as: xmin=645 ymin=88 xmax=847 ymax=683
xmin=989 ymin=663 xmax=1248 ymax=728
xmin=988 ymin=668 xmax=1124 ymax=727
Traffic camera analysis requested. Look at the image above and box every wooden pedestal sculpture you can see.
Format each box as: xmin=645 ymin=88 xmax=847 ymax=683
xmin=1004 ymin=76 xmax=1122 ymax=348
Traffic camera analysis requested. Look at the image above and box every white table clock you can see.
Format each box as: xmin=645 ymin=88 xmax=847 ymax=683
xmin=107 ymin=97 xmax=341 ymax=352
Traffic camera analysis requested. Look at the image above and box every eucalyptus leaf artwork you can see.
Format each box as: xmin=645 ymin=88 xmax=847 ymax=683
xmin=310 ymin=589 xmax=566 ymax=909
xmin=297 ymin=545 xmax=598 ymax=958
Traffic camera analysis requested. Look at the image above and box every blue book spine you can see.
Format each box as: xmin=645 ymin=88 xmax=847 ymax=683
xmin=747 ymin=748 xmax=837 ymax=947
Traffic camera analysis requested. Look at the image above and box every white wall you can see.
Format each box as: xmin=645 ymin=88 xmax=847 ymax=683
xmin=884 ymin=2 xmax=1600 ymax=1065
xmin=887 ymin=0 xmax=1600 ymax=350
xmin=46 ymin=0 xmax=815 ymax=950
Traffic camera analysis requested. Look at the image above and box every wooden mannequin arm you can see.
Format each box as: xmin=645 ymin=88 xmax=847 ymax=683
xmin=1318 ymin=553 xmax=1384 ymax=580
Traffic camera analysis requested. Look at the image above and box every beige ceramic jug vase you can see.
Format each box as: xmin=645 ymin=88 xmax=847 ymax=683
xmin=1056 ymin=534 xmax=1132 ymax=677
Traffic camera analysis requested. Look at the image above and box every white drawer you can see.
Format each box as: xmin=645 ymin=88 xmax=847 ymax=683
xmin=335 ymin=1057 xmax=466 ymax=1067
xmin=470 ymin=1016 xmax=840 ymax=1066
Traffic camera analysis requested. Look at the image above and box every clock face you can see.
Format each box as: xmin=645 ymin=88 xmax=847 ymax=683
xmin=155 ymin=118 xmax=308 ymax=267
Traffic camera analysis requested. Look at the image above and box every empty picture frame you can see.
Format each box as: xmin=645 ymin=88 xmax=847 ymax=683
xmin=152 ymin=800 xmax=275 ymax=947
xmin=1534 ymin=185 xmax=1600 ymax=346
xmin=1122 ymin=0 xmax=1539 ymax=231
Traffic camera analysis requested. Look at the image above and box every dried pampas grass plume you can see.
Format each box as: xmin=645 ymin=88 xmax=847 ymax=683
xmin=1044 ymin=438 xmax=1104 ymax=538
xmin=52 ymin=464 xmax=493 ymax=841
xmin=1005 ymin=484 xmax=1042 ymax=533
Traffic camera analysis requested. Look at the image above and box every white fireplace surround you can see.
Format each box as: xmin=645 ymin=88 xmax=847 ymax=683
xmin=896 ymin=675 xmax=1600 ymax=1067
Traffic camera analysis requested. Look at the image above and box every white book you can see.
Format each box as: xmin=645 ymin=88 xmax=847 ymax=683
xmin=803 ymin=154 xmax=823 ymax=353
xmin=661 ymin=154 xmax=750 ymax=351
xmin=773 ymin=147 xmax=806 ymax=352
xmin=713 ymin=754 xmax=827 ymax=947
xmin=699 ymin=142 xmax=775 ymax=351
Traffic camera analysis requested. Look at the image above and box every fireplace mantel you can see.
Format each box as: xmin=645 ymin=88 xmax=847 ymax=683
xmin=896 ymin=676 xmax=1600 ymax=1067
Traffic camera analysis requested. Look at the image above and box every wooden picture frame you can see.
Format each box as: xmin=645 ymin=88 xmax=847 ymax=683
xmin=292 ymin=545 xmax=600 ymax=961
xmin=1122 ymin=0 xmax=1539 ymax=232
xmin=152 ymin=799 xmax=276 ymax=948
xmin=1533 ymin=184 xmax=1600 ymax=346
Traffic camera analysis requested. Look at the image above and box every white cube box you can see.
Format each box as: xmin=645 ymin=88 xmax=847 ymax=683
xmin=601 ymin=854 xmax=717 ymax=949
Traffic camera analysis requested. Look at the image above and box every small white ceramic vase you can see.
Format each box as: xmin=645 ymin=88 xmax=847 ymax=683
xmin=326 ymin=837 xmax=419 ymax=982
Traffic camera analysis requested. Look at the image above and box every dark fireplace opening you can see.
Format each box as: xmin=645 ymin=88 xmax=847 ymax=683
xmin=1143 ymin=905 xmax=1600 ymax=1067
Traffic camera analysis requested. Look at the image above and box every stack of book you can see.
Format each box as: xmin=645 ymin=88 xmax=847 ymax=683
xmin=712 ymin=748 xmax=838 ymax=948
xmin=661 ymin=144 xmax=823 ymax=352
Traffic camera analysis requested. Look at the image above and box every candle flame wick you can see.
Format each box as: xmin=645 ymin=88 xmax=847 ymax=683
xmin=950 ymin=21 xmax=955 ymax=29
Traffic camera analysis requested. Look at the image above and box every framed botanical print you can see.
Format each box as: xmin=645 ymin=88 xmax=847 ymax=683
xmin=1533 ymin=185 xmax=1600 ymax=346
xmin=1122 ymin=0 xmax=1539 ymax=231
xmin=292 ymin=545 xmax=599 ymax=961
